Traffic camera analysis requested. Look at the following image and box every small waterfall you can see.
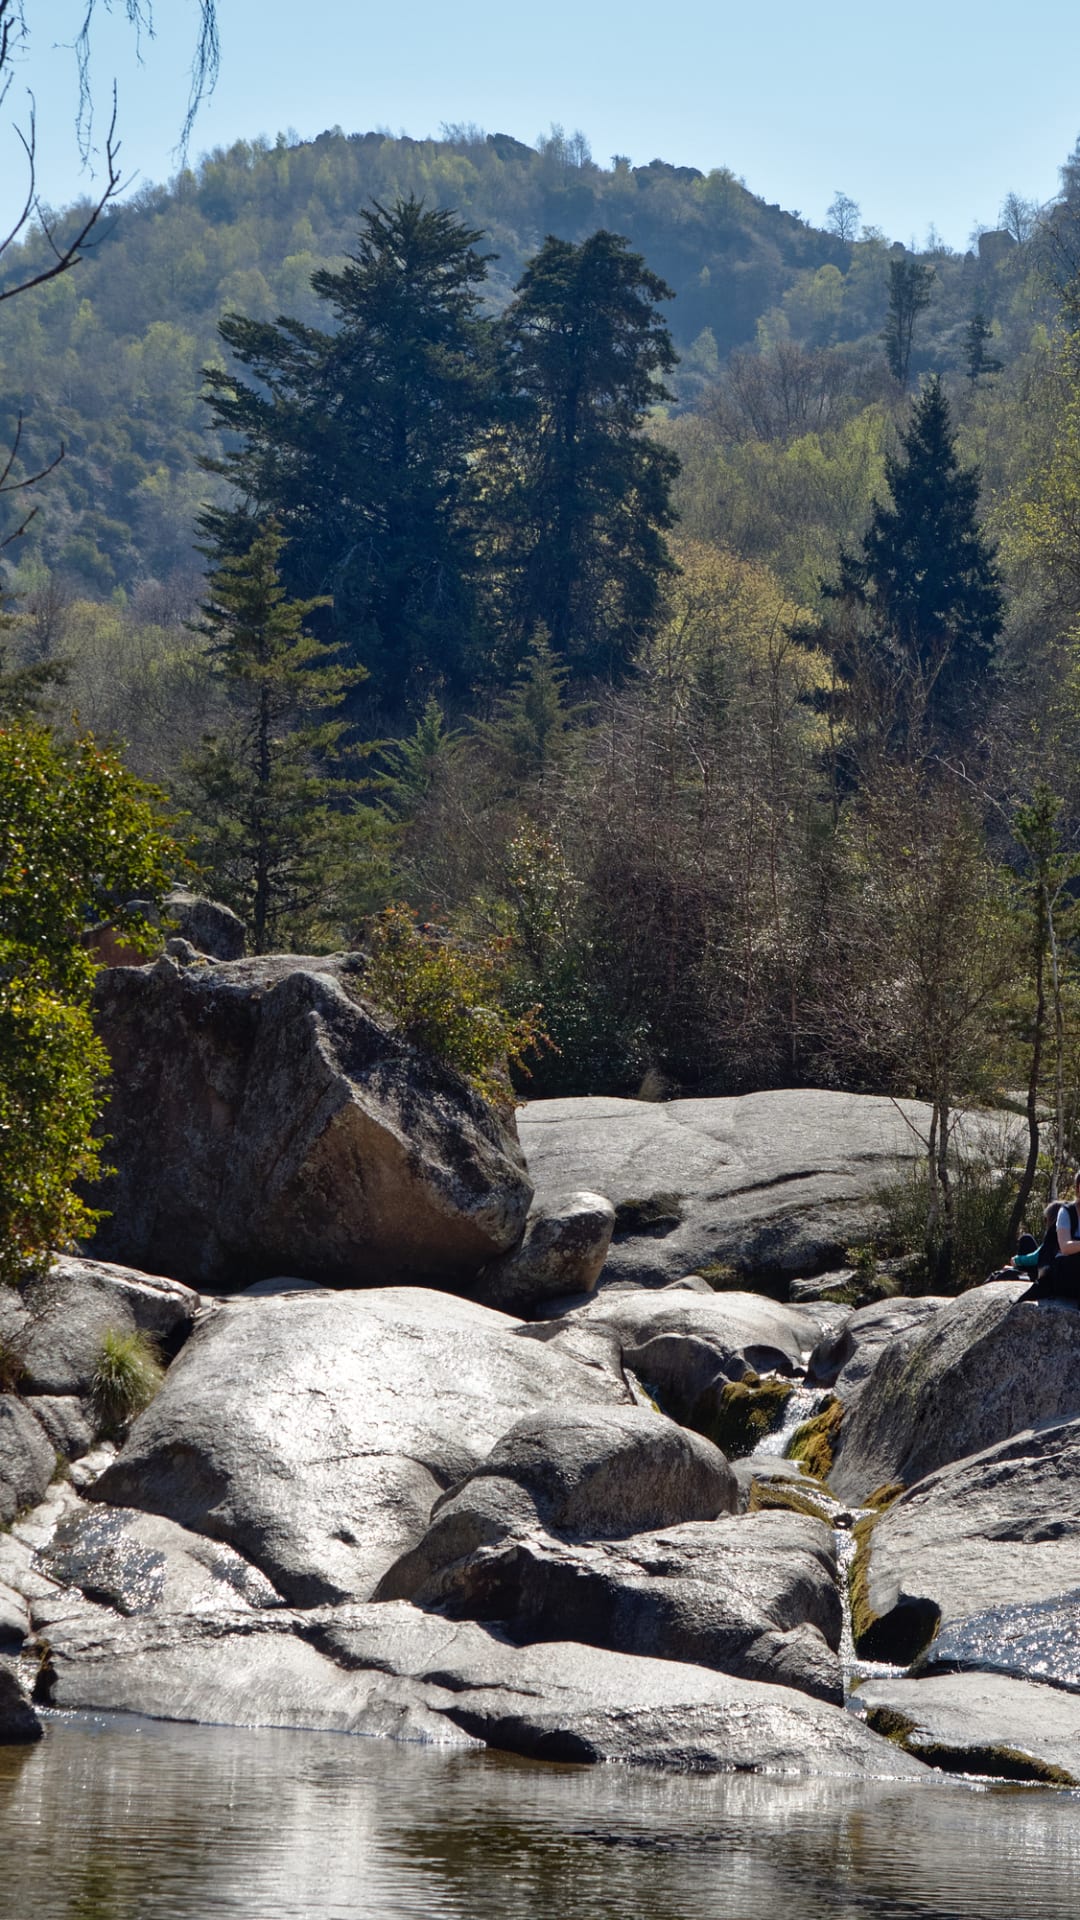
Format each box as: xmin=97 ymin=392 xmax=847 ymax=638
xmin=752 ymin=1383 xmax=830 ymax=1458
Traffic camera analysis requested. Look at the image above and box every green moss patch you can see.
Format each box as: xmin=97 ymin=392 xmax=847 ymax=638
xmin=747 ymin=1478 xmax=833 ymax=1522
xmin=694 ymin=1374 xmax=794 ymax=1459
xmin=864 ymin=1710 xmax=1076 ymax=1786
xmin=785 ymin=1396 xmax=843 ymax=1480
xmin=612 ymin=1193 xmax=685 ymax=1236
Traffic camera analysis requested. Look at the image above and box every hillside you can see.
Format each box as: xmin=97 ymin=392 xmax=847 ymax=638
xmin=0 ymin=124 xmax=1050 ymax=597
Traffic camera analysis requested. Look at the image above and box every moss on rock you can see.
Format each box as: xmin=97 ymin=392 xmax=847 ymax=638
xmin=785 ymin=1395 xmax=843 ymax=1480
xmin=694 ymin=1374 xmax=794 ymax=1459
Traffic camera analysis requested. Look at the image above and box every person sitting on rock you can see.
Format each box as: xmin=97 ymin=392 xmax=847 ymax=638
xmin=1046 ymin=1176 xmax=1080 ymax=1301
xmin=1010 ymin=1202 xmax=1060 ymax=1284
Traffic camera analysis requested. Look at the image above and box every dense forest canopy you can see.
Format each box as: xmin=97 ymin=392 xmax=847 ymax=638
xmin=8 ymin=117 xmax=1080 ymax=1286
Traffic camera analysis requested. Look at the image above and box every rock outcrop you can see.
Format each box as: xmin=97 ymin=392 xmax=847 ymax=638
xmin=474 ymin=1192 xmax=616 ymax=1313
xmin=518 ymin=1090 xmax=932 ymax=1285
xmin=856 ymin=1672 xmax=1080 ymax=1784
xmin=829 ymin=1284 xmax=1080 ymax=1503
xmin=89 ymin=954 xmax=533 ymax=1289
xmin=89 ymin=1288 xmax=633 ymax=1604
xmin=163 ymin=889 xmax=246 ymax=960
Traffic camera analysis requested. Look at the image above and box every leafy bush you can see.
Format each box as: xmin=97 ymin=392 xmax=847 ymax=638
xmin=875 ymin=1124 xmax=1045 ymax=1293
xmin=91 ymin=1328 xmax=164 ymax=1431
xmin=0 ymin=721 xmax=177 ymax=1279
xmin=362 ymin=904 xmax=547 ymax=1109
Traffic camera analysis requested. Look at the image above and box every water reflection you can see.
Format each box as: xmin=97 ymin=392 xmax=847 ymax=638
xmin=0 ymin=1714 xmax=1078 ymax=1920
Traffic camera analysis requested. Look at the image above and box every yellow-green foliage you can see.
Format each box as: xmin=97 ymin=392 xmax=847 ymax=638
xmin=747 ymin=1478 xmax=833 ymax=1521
xmin=363 ymin=904 xmax=546 ymax=1108
xmin=865 ymin=1481 xmax=906 ymax=1512
xmin=0 ymin=722 xmax=176 ymax=1280
xmin=91 ymin=1328 xmax=164 ymax=1432
xmin=784 ymin=1395 xmax=842 ymax=1480
xmin=700 ymin=1373 xmax=794 ymax=1458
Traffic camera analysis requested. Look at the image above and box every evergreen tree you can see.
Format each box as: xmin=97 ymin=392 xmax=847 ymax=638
xmin=474 ymin=628 xmax=576 ymax=788
xmin=820 ymin=377 xmax=1003 ymax=759
xmin=495 ymin=230 xmax=680 ymax=681
xmin=187 ymin=522 xmax=376 ymax=952
xmin=201 ymin=197 xmax=499 ymax=712
xmin=965 ymin=311 xmax=1003 ymax=383
xmin=882 ymin=258 xmax=934 ymax=385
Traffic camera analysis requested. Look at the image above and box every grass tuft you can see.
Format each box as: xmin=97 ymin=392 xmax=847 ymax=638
xmin=91 ymin=1327 xmax=164 ymax=1432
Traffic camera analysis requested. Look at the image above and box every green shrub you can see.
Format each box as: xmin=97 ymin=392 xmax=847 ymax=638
xmin=91 ymin=1328 xmax=164 ymax=1431
xmin=362 ymin=904 xmax=547 ymax=1108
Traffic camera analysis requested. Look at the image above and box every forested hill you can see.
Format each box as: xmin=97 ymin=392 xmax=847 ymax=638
xmin=0 ymin=124 xmax=1046 ymax=595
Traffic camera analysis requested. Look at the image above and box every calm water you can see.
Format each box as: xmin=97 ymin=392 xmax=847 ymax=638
xmin=1 ymin=1713 xmax=1078 ymax=1920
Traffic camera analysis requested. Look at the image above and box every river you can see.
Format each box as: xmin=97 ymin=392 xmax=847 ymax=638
xmin=2 ymin=1711 xmax=1078 ymax=1919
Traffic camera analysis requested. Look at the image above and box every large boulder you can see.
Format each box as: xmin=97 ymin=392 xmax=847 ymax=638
xmin=88 ymin=953 xmax=533 ymax=1289
xmin=163 ymin=889 xmax=245 ymax=960
xmin=0 ymin=1397 xmax=55 ymax=1529
xmin=37 ymin=1500 xmax=286 ymax=1618
xmin=88 ymin=1288 xmax=632 ymax=1605
xmin=829 ymin=1285 xmax=1080 ymax=1503
xmin=853 ymin=1418 xmax=1080 ymax=1670
xmin=474 ymin=1192 xmax=615 ymax=1313
xmin=518 ymin=1090 xmax=932 ymax=1285
xmin=38 ymin=1598 xmax=923 ymax=1777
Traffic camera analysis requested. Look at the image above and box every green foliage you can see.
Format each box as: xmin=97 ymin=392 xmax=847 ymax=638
xmin=91 ymin=1327 xmax=165 ymax=1431
xmin=875 ymin=1127 xmax=1044 ymax=1292
xmin=185 ymin=521 xmax=382 ymax=952
xmin=883 ymin=258 xmax=935 ymax=385
xmin=362 ymin=904 xmax=546 ymax=1108
xmin=0 ymin=721 xmax=177 ymax=1279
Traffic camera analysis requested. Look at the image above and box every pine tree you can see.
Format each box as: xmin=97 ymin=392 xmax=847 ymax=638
xmin=965 ymin=312 xmax=1003 ymax=383
xmin=820 ymin=377 xmax=1003 ymax=760
xmin=882 ymin=258 xmax=935 ymax=385
xmin=187 ymin=521 xmax=376 ymax=952
xmin=495 ymin=231 xmax=680 ymax=681
xmin=201 ymin=197 xmax=499 ymax=712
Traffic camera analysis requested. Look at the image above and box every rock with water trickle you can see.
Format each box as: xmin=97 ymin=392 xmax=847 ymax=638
xmin=829 ymin=1283 xmax=1080 ymax=1504
xmin=518 ymin=1090 xmax=933 ymax=1286
xmin=88 ymin=953 xmax=533 ymax=1290
xmin=473 ymin=1192 xmax=616 ymax=1313
xmin=88 ymin=1288 xmax=632 ymax=1605
xmin=38 ymin=1598 xmax=923 ymax=1777
xmin=545 ymin=1290 xmax=825 ymax=1438
xmin=36 ymin=1500 xmax=286 ymax=1618
xmin=856 ymin=1673 xmax=1080 ymax=1784
xmin=852 ymin=1418 xmax=1080 ymax=1670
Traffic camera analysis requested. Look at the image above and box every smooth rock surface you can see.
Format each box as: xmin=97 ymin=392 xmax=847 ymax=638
xmin=89 ymin=954 xmax=533 ymax=1289
xmin=37 ymin=1501 xmax=286 ymax=1617
xmin=474 ymin=1192 xmax=615 ymax=1313
xmin=922 ymin=1588 xmax=1080 ymax=1693
xmin=384 ymin=1505 xmax=843 ymax=1703
xmin=856 ymin=1418 xmax=1080 ymax=1668
xmin=38 ymin=1600 xmax=921 ymax=1776
xmin=807 ymin=1296 xmax=948 ymax=1407
xmin=856 ymin=1672 xmax=1080 ymax=1783
xmin=518 ymin=1090 xmax=932 ymax=1284
xmin=829 ymin=1284 xmax=1080 ymax=1503
xmin=89 ymin=1288 xmax=632 ymax=1605
xmin=0 ymin=1396 xmax=55 ymax=1529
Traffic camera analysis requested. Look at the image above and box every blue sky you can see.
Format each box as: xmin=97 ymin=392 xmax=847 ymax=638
xmin=4 ymin=0 xmax=1079 ymax=248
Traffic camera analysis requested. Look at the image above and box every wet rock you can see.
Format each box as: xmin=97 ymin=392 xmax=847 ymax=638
xmin=854 ymin=1418 xmax=1080 ymax=1670
xmin=474 ymin=1192 xmax=616 ymax=1313
xmin=829 ymin=1284 xmax=1080 ymax=1504
xmin=89 ymin=954 xmax=533 ymax=1289
xmin=89 ymin=1287 xmax=632 ymax=1606
xmin=0 ymin=1658 xmax=41 ymax=1743
xmin=922 ymin=1588 xmax=1080 ymax=1693
xmin=0 ymin=1396 xmax=55 ymax=1529
xmin=16 ymin=1256 xmax=200 ymax=1399
xmin=37 ymin=1501 xmax=286 ymax=1617
xmin=164 ymin=889 xmax=246 ymax=960
xmin=856 ymin=1673 xmax=1080 ymax=1784
xmin=40 ymin=1600 xmax=924 ymax=1776
xmin=518 ymin=1090 xmax=932 ymax=1285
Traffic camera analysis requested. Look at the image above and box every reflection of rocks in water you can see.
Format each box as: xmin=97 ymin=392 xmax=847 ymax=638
xmin=3 ymin=1719 xmax=1080 ymax=1920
